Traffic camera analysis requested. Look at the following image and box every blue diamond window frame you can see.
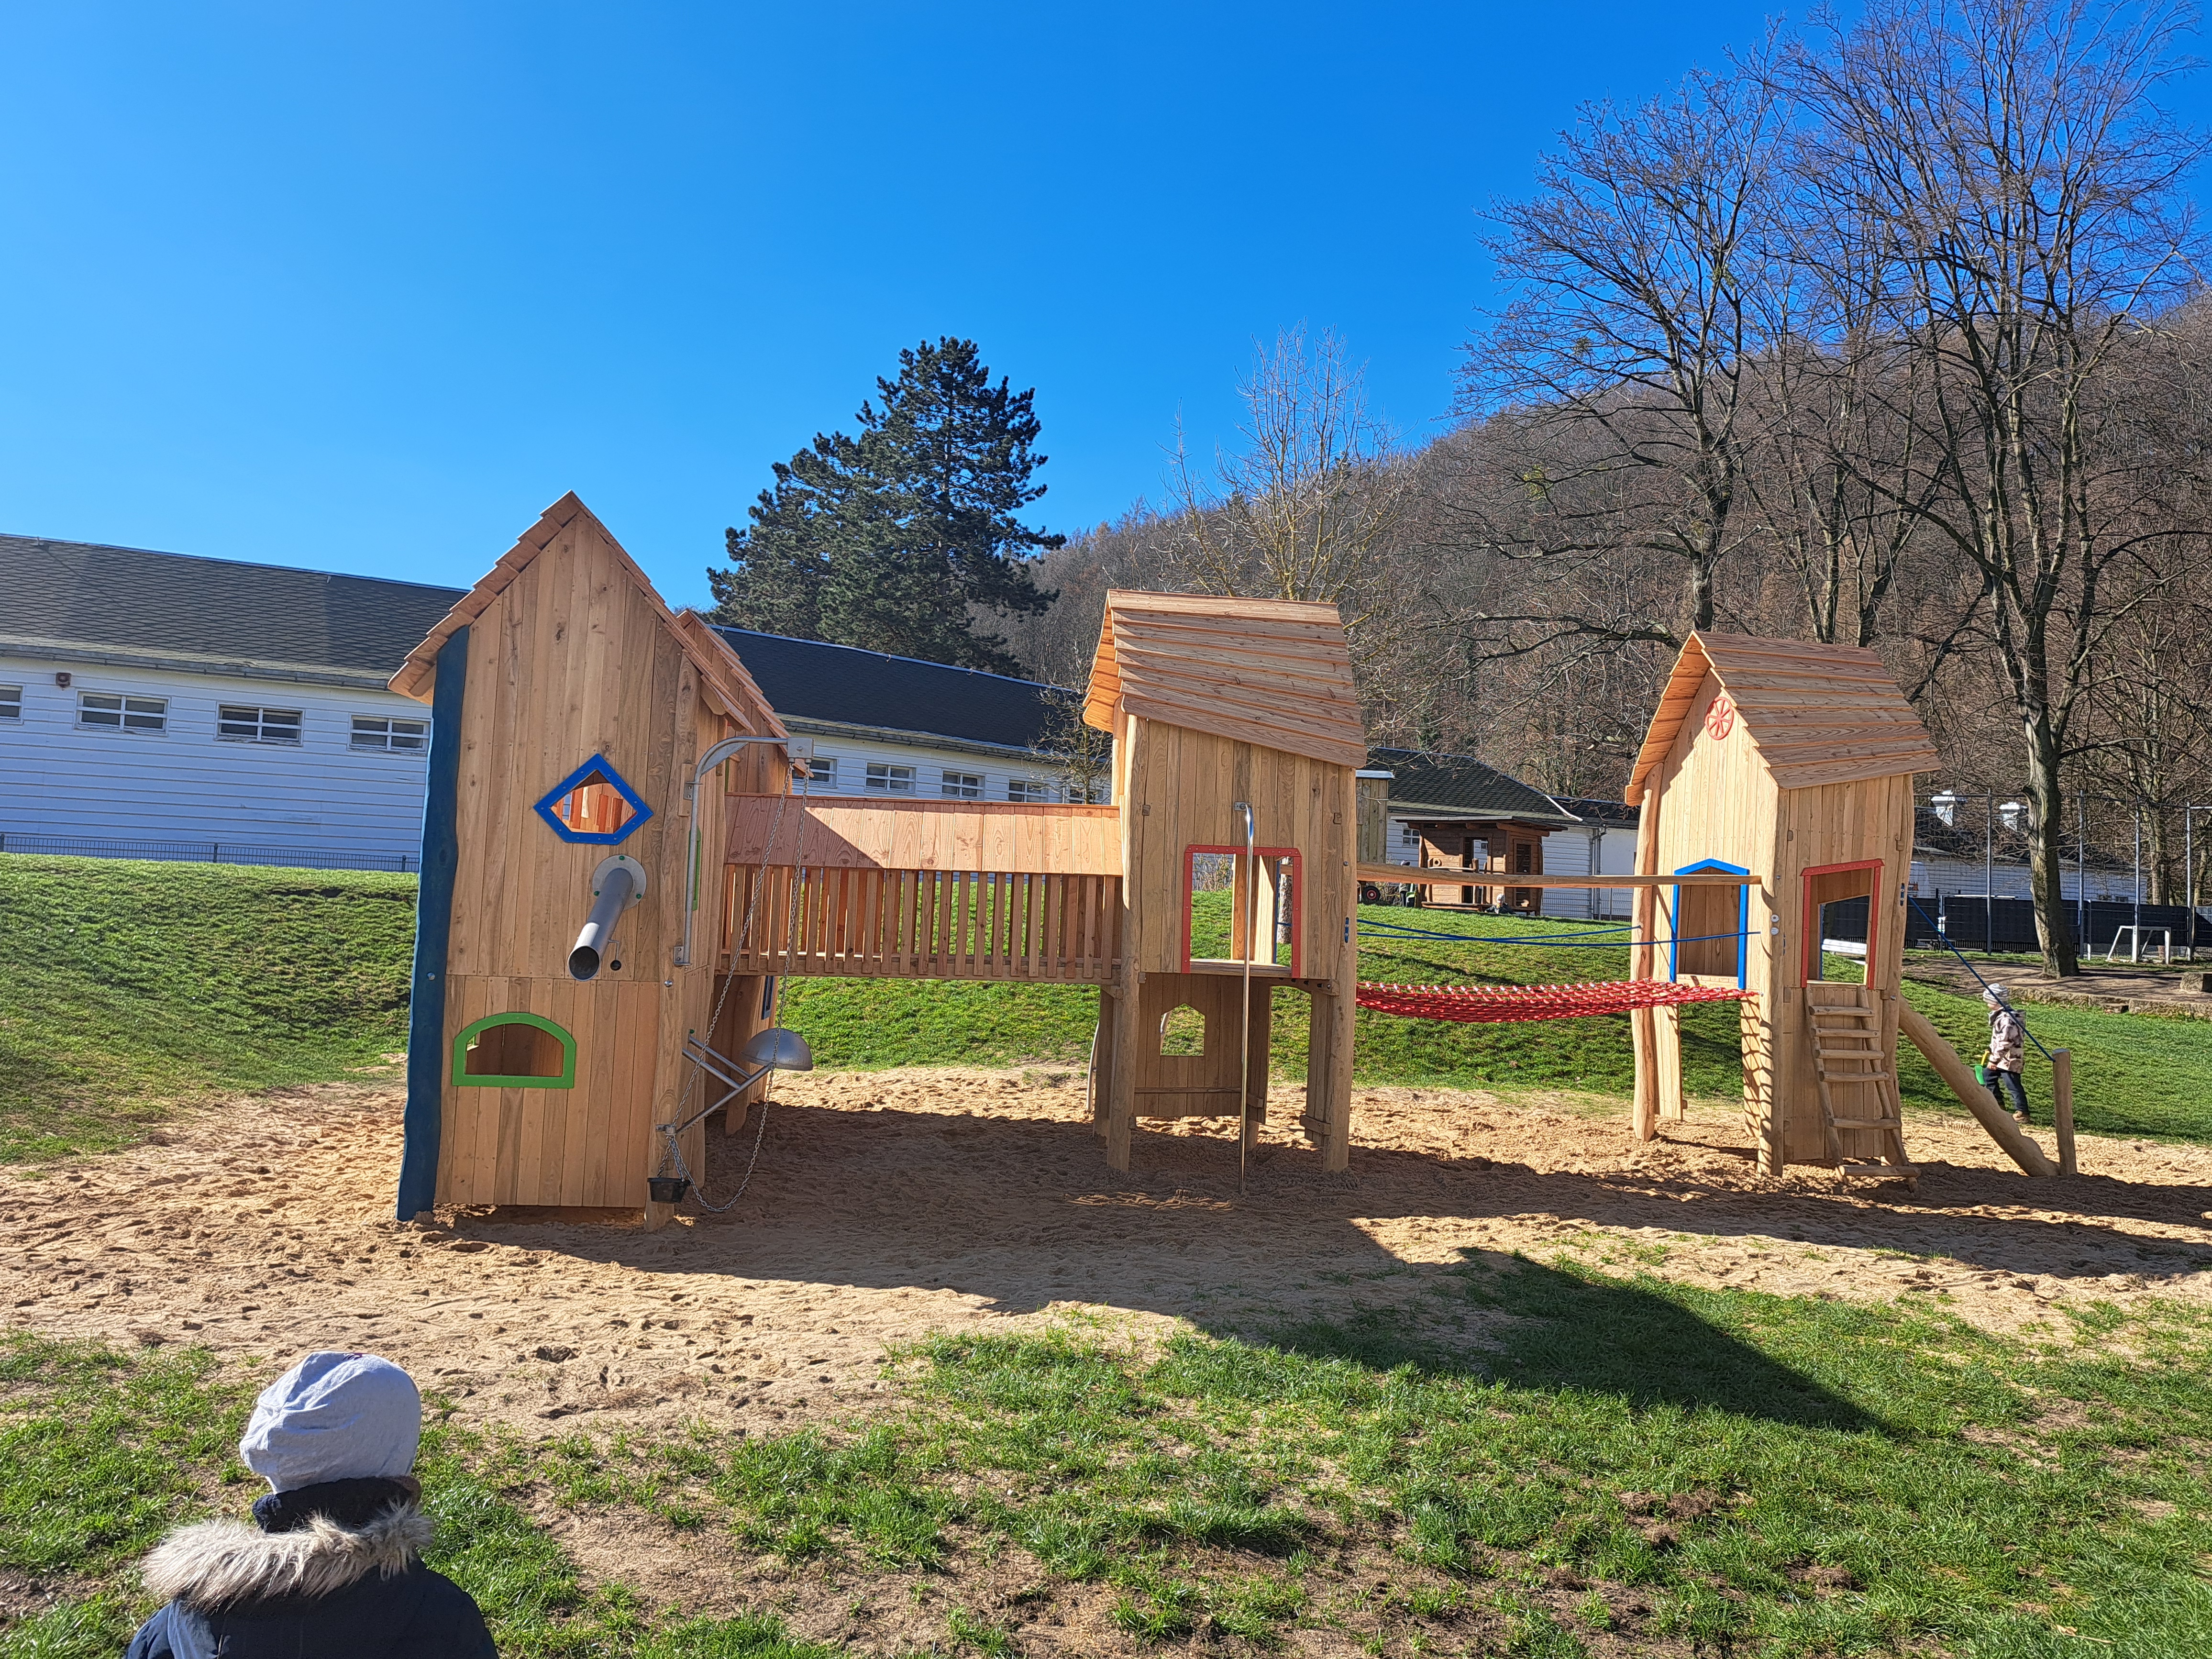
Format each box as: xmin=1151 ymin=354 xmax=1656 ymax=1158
xmin=534 ymin=754 xmax=653 ymax=845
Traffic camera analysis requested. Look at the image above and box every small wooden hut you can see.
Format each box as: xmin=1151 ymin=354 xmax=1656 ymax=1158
xmin=1082 ymin=591 xmax=1365 ymax=1172
xmin=389 ymin=494 xmax=793 ymax=1224
xmin=1624 ymin=631 xmax=1940 ymax=1176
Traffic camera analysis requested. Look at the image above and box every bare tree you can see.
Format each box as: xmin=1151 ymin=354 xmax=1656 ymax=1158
xmin=1460 ymin=64 xmax=1788 ymax=642
xmin=1031 ymin=684 xmax=1115 ymax=805
xmin=1786 ymin=0 xmax=2208 ymax=973
xmin=1167 ymin=326 xmax=1419 ymax=627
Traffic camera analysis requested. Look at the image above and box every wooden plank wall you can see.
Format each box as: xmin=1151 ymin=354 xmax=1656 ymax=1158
xmin=1648 ymin=671 xmax=1780 ymax=1143
xmin=719 ymin=864 xmax=1122 ymax=982
xmin=1131 ymin=971 xmax=1272 ymax=1118
xmin=723 ymin=796 xmax=1120 ymax=874
xmin=1770 ymin=770 xmax=1914 ymax=1166
xmin=1118 ymin=721 xmax=1353 ymax=979
xmin=434 ymin=511 xmax=739 ymax=1210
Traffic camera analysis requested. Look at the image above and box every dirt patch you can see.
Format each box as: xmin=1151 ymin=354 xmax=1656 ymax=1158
xmin=1907 ymin=958 xmax=2212 ymax=1020
xmin=4 ymin=1069 xmax=2212 ymax=1446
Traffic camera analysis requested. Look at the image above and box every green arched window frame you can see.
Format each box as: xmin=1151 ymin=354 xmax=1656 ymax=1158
xmin=450 ymin=1011 xmax=577 ymax=1089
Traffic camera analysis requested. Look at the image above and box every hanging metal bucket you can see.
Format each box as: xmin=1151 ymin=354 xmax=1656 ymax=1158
xmin=647 ymin=1176 xmax=691 ymax=1205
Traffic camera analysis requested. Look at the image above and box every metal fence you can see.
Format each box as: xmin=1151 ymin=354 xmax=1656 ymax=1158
xmin=0 ymin=832 xmax=415 ymax=874
xmin=1909 ymin=894 xmax=2209 ymax=954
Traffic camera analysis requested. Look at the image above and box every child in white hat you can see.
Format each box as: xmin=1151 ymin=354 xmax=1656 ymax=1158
xmin=1982 ymin=985 xmax=2031 ymax=1125
xmin=126 ymin=1352 xmax=494 ymax=1658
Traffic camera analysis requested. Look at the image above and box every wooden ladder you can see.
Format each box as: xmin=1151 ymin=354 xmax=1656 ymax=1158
xmin=1804 ymin=988 xmax=1916 ymax=1187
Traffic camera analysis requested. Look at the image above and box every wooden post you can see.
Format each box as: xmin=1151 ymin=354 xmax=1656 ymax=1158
xmin=1306 ymin=978 xmax=1356 ymax=1173
xmin=1629 ymin=798 xmax=1661 ymax=1140
xmin=2052 ymin=1048 xmax=2077 ymax=1176
xmin=1089 ymin=983 xmax=1115 ymax=1136
xmin=1654 ymin=1005 xmax=1686 ymax=1121
xmin=1105 ymin=963 xmax=1139 ymax=1172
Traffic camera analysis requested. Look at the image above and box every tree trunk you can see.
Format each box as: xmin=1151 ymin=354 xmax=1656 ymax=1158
xmin=2147 ymin=804 xmax=2171 ymax=906
xmin=2025 ymin=734 xmax=2079 ymax=977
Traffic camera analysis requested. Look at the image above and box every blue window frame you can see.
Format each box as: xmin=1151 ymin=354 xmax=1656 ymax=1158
xmin=1669 ymin=859 xmax=1750 ymax=988
xmin=534 ymin=754 xmax=653 ymax=845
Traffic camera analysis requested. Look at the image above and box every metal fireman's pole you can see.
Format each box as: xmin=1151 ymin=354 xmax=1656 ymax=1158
xmin=1235 ymin=799 xmax=1256 ymax=1196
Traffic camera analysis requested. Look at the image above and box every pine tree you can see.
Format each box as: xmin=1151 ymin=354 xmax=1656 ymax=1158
xmin=709 ymin=338 xmax=1061 ymax=672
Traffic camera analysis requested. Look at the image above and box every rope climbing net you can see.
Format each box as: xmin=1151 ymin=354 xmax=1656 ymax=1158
xmin=1355 ymin=979 xmax=1753 ymax=1024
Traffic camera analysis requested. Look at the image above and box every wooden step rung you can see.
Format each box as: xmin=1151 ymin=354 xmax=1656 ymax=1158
xmin=1829 ymin=1117 xmax=1903 ymax=1130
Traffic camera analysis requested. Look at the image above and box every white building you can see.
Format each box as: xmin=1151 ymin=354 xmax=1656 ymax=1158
xmin=1539 ymin=796 xmax=1643 ymax=921
xmin=0 ymin=533 xmax=465 ymax=869
xmin=1364 ymin=747 xmax=1637 ymax=918
xmin=712 ymin=627 xmax=1100 ymax=806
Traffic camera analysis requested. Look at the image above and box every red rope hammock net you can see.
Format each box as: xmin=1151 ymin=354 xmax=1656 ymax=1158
xmin=1355 ymin=980 xmax=1754 ymax=1024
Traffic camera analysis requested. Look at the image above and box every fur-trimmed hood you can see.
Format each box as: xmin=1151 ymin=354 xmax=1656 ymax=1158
xmin=143 ymin=1502 xmax=433 ymax=1609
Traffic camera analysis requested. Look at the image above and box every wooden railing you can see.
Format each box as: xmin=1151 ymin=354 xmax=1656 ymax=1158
xmin=719 ymin=864 xmax=1122 ymax=982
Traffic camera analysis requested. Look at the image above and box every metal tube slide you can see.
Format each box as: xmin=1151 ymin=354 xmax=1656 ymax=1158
xmin=569 ymin=864 xmax=636 ymax=981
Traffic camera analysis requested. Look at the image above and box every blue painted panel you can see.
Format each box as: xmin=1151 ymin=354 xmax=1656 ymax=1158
xmin=395 ymin=628 xmax=468 ymax=1220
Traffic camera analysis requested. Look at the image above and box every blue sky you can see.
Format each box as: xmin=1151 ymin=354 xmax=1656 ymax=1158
xmin=5 ymin=0 xmax=2181 ymax=608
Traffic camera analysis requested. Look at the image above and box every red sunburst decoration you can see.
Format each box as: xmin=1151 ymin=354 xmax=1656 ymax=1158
xmin=1704 ymin=696 xmax=1736 ymax=740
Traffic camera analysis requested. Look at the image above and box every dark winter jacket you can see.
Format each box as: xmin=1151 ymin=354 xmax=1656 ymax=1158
xmin=124 ymin=1479 xmax=495 ymax=1659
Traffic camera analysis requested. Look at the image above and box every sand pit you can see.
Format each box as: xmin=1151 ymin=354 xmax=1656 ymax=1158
xmin=6 ymin=1068 xmax=2212 ymax=1441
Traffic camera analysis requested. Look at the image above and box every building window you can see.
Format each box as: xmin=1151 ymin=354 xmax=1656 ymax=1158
xmin=940 ymin=770 xmax=983 ymax=799
xmin=0 ymin=686 xmax=20 ymax=720
xmin=802 ymin=757 xmax=838 ymax=794
xmin=351 ymin=715 xmax=429 ymax=753
xmin=1008 ymin=778 xmax=1055 ymax=803
xmin=865 ymin=763 xmax=915 ymax=794
xmin=218 ymin=705 xmax=303 ymax=744
xmin=78 ymin=691 xmax=166 ymax=733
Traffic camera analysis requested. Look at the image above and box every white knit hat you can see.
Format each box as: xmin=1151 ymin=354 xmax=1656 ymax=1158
xmin=238 ymin=1352 xmax=421 ymax=1492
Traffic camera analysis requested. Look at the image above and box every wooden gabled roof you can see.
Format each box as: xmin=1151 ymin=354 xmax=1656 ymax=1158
xmin=1082 ymin=590 xmax=1366 ymax=769
xmin=388 ymin=492 xmax=786 ymax=739
xmin=1626 ymin=631 xmax=1940 ymax=805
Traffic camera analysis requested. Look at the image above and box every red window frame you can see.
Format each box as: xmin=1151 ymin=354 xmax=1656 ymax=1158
xmin=1801 ymin=858 xmax=1882 ymax=984
xmin=1183 ymin=844 xmax=1302 ymax=978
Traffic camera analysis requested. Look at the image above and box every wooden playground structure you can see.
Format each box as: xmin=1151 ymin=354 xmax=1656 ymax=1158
xmin=390 ymin=496 xmax=2073 ymax=1225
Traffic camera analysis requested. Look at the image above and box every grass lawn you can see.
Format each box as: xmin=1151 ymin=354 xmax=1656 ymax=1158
xmin=9 ymin=858 xmax=2212 ymax=1162
xmin=0 ymin=856 xmax=415 ymax=1164
xmin=8 ymin=1263 xmax=2212 ymax=1656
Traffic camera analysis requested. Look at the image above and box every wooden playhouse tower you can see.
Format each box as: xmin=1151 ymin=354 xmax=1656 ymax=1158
xmin=1624 ymin=632 xmax=1940 ymax=1176
xmin=1082 ymin=591 xmax=1364 ymax=1174
xmin=390 ymin=495 xmax=796 ymax=1225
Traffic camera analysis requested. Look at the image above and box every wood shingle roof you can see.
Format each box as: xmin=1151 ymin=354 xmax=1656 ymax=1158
xmin=1627 ymin=631 xmax=1940 ymax=805
xmin=1083 ymin=590 xmax=1366 ymax=769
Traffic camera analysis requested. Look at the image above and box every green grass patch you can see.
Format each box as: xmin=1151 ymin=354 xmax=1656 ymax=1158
xmin=13 ymin=862 xmax=2212 ymax=1161
xmin=776 ymin=902 xmax=2212 ymax=1141
xmin=16 ymin=1267 xmax=2211 ymax=1654
xmin=0 ymin=1332 xmax=840 ymax=1658
xmin=0 ymin=856 xmax=416 ymax=1163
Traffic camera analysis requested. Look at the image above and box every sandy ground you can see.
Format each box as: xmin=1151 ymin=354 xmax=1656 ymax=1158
xmin=6 ymin=1068 xmax=2212 ymax=1444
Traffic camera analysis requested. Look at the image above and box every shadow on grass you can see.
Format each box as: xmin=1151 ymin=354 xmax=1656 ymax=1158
xmin=1261 ymin=1253 xmax=1880 ymax=1431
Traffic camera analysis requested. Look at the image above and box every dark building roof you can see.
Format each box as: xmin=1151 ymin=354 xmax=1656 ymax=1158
xmin=714 ymin=627 xmax=1062 ymax=754
xmin=0 ymin=532 xmax=466 ymax=689
xmin=1550 ymin=794 xmax=1641 ymax=827
xmin=1366 ymin=747 xmax=1581 ymax=828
